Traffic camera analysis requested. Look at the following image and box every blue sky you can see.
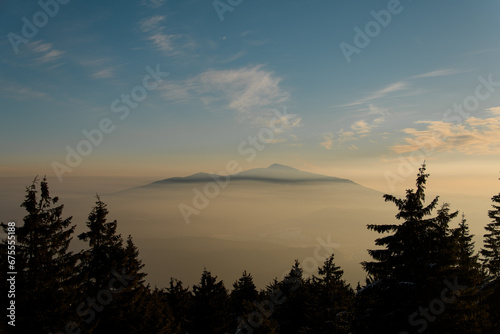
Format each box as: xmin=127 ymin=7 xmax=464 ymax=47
xmin=1 ymin=0 xmax=500 ymax=195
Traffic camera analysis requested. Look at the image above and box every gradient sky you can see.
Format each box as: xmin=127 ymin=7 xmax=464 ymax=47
xmin=1 ymin=0 xmax=499 ymax=196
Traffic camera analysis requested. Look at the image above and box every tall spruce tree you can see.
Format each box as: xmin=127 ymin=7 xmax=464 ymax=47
xmin=139 ymin=287 xmax=180 ymax=334
xmin=442 ymin=214 xmax=489 ymax=333
xmin=77 ymin=195 xmax=125 ymax=333
xmin=267 ymin=260 xmax=309 ymax=334
xmin=105 ymin=235 xmax=150 ymax=333
xmin=78 ymin=195 xmax=124 ymax=293
xmin=231 ymin=271 xmax=279 ymax=334
xmin=455 ymin=214 xmax=481 ymax=276
xmin=230 ymin=270 xmax=259 ymax=330
xmin=480 ymin=179 xmax=500 ymax=333
xmin=303 ymin=254 xmax=354 ymax=334
xmin=189 ymin=269 xmax=231 ymax=334
xmin=165 ymin=278 xmax=193 ymax=332
xmin=356 ymin=165 xmax=439 ymax=333
xmin=0 ymin=177 xmax=79 ymax=333
xmin=355 ymin=165 xmax=469 ymax=333
xmin=481 ymin=185 xmax=500 ymax=278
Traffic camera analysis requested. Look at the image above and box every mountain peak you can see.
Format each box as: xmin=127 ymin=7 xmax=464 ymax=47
xmin=267 ymin=163 xmax=298 ymax=171
xmin=137 ymin=163 xmax=359 ymax=190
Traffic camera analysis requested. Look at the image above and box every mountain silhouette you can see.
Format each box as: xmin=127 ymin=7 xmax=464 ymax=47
xmin=141 ymin=163 xmax=356 ymax=188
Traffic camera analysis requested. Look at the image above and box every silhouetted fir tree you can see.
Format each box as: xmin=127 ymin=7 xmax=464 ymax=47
xmin=480 ymin=180 xmax=500 ymax=333
xmin=229 ymin=271 xmax=280 ymax=334
xmin=122 ymin=235 xmax=147 ymax=285
xmin=303 ymin=254 xmax=354 ymax=334
xmin=356 ymin=165 xmax=439 ymax=333
xmin=165 ymin=278 xmax=193 ymax=332
xmin=78 ymin=195 xmax=124 ymax=290
xmin=481 ymin=185 xmax=500 ymax=278
xmin=234 ymin=291 xmax=279 ymax=334
xmin=428 ymin=204 xmax=488 ymax=333
xmin=77 ymin=195 xmax=125 ymax=333
xmin=355 ymin=165 xmax=471 ymax=333
xmin=481 ymin=278 xmax=500 ymax=334
xmin=267 ymin=260 xmax=309 ymax=334
xmin=455 ymin=214 xmax=480 ymax=274
xmin=189 ymin=269 xmax=231 ymax=334
xmin=109 ymin=286 xmax=180 ymax=334
xmin=427 ymin=204 xmax=460 ymax=284
xmin=139 ymin=287 xmax=180 ymax=334
xmin=1 ymin=177 xmax=79 ymax=333
xmin=231 ymin=289 xmax=280 ymax=334
xmin=230 ymin=270 xmax=259 ymax=330
xmin=106 ymin=235 xmax=151 ymax=333
xmin=434 ymin=213 xmax=489 ymax=333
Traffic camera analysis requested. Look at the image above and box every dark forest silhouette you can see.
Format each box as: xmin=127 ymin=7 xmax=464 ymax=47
xmin=1 ymin=164 xmax=499 ymax=333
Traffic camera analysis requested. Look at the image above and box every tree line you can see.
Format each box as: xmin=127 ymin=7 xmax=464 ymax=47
xmin=1 ymin=164 xmax=499 ymax=333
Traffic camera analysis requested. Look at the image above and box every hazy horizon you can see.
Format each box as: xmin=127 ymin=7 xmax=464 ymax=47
xmin=0 ymin=162 xmax=495 ymax=290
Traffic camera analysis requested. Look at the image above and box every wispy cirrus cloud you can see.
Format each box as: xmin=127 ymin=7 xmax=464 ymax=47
xmin=160 ymin=65 xmax=291 ymax=116
xmin=320 ymin=132 xmax=334 ymax=150
xmin=141 ymin=0 xmax=166 ymax=8
xmin=341 ymin=81 xmax=409 ymax=107
xmin=0 ymin=79 xmax=47 ymax=101
xmin=196 ymin=65 xmax=290 ymax=114
xmin=391 ymin=110 xmax=500 ymax=155
xmin=29 ymin=41 xmax=65 ymax=64
xmin=367 ymin=104 xmax=388 ymax=116
xmin=411 ymin=68 xmax=462 ymax=79
xmin=343 ymin=69 xmax=462 ymax=107
xmin=31 ymin=42 xmax=52 ymax=53
xmin=367 ymin=81 xmax=409 ymax=100
xmin=321 ymin=104 xmax=386 ymax=150
xmin=91 ymin=68 xmax=115 ymax=79
xmin=320 ymin=129 xmax=356 ymax=150
xmin=38 ymin=49 xmax=65 ymax=63
xmin=148 ymin=33 xmax=177 ymax=54
xmin=351 ymin=120 xmax=373 ymax=134
xmin=159 ymin=66 xmax=300 ymax=141
xmin=140 ymin=15 xmax=166 ymax=33
xmin=139 ymin=15 xmax=193 ymax=56
xmin=259 ymin=107 xmax=301 ymax=133
xmin=78 ymin=57 xmax=118 ymax=80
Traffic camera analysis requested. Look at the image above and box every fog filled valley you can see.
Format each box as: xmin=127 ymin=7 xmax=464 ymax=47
xmin=0 ymin=164 xmax=492 ymax=289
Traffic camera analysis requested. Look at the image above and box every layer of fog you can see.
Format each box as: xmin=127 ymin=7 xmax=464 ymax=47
xmin=0 ymin=176 xmax=492 ymax=289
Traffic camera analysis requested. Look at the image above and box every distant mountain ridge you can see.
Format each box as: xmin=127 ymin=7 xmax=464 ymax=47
xmin=142 ymin=163 xmax=356 ymax=187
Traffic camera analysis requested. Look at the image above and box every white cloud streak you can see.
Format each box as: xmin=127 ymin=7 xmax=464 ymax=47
xmin=29 ymin=41 xmax=65 ymax=64
xmin=139 ymin=15 xmax=192 ymax=56
xmin=342 ymin=81 xmax=409 ymax=107
xmin=411 ymin=68 xmax=461 ymax=79
xmin=160 ymin=65 xmax=291 ymax=116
